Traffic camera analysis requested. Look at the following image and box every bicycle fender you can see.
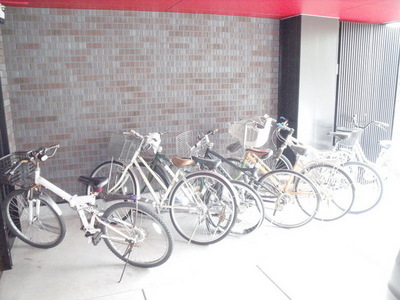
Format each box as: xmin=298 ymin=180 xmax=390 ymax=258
xmin=38 ymin=192 xmax=63 ymax=216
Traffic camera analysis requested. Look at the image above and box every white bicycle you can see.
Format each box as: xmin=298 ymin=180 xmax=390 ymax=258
xmin=89 ymin=130 xmax=239 ymax=245
xmin=1 ymin=145 xmax=173 ymax=268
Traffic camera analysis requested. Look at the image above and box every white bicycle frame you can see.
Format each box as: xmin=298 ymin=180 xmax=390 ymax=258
xmin=32 ymin=163 xmax=134 ymax=239
xmin=107 ymin=133 xmax=205 ymax=212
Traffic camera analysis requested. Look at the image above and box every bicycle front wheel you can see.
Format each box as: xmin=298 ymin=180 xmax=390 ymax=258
xmin=230 ymin=180 xmax=264 ymax=235
xmin=257 ymin=170 xmax=320 ymax=228
xmin=88 ymin=160 xmax=138 ymax=197
xmin=101 ymin=201 xmax=173 ymax=268
xmin=302 ymin=163 xmax=355 ymax=221
xmin=263 ymin=154 xmax=293 ymax=170
xmin=169 ymin=171 xmax=238 ymax=245
xmin=3 ymin=189 xmax=66 ymax=249
xmin=342 ymin=161 xmax=383 ymax=213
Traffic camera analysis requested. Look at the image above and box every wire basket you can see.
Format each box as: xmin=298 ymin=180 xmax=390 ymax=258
xmin=0 ymin=152 xmax=35 ymax=187
xmin=176 ymin=131 xmax=195 ymax=158
xmin=108 ymin=133 xmax=142 ymax=162
xmin=175 ymin=131 xmax=209 ymax=158
xmin=228 ymin=115 xmax=272 ymax=148
xmin=335 ymin=127 xmax=363 ymax=147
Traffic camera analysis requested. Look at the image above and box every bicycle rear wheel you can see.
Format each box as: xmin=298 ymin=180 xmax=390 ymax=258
xmin=342 ymin=161 xmax=383 ymax=213
xmin=230 ymin=180 xmax=264 ymax=235
xmin=257 ymin=170 xmax=320 ymax=228
xmin=169 ymin=171 xmax=238 ymax=245
xmin=88 ymin=160 xmax=138 ymax=197
xmin=3 ymin=189 xmax=66 ymax=249
xmin=101 ymin=201 xmax=173 ymax=268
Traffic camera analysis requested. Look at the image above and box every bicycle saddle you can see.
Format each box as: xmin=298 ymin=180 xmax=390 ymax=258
xmin=78 ymin=176 xmax=108 ymax=191
xmin=171 ymin=157 xmax=196 ymax=168
xmin=289 ymin=144 xmax=310 ymax=156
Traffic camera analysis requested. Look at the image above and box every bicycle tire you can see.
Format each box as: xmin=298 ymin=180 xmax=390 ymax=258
xmin=3 ymin=189 xmax=66 ymax=249
xmin=342 ymin=161 xmax=383 ymax=214
xmin=169 ymin=171 xmax=238 ymax=245
xmin=256 ymin=169 xmax=320 ymax=228
xmin=87 ymin=160 xmax=138 ymax=197
xmin=263 ymin=153 xmax=293 ymax=170
xmin=219 ymin=157 xmax=247 ymax=181
xmin=301 ymin=162 xmax=355 ymax=221
xmin=229 ymin=180 xmax=264 ymax=235
xmin=130 ymin=161 xmax=170 ymax=195
xmin=101 ymin=201 xmax=173 ymax=268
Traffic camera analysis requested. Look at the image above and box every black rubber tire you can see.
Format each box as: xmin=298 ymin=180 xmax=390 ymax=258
xmin=169 ymin=171 xmax=238 ymax=245
xmin=130 ymin=161 xmax=170 ymax=195
xmin=301 ymin=162 xmax=355 ymax=221
xmin=256 ymin=169 xmax=320 ymax=228
xmin=3 ymin=189 xmax=66 ymax=249
xmin=263 ymin=154 xmax=293 ymax=170
xmin=342 ymin=161 xmax=383 ymax=214
xmin=101 ymin=201 xmax=173 ymax=268
xmin=229 ymin=180 xmax=264 ymax=235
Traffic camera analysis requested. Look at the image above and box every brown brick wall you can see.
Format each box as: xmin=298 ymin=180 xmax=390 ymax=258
xmin=2 ymin=8 xmax=279 ymax=196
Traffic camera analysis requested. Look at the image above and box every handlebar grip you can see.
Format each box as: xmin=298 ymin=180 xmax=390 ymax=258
xmin=126 ymin=129 xmax=144 ymax=139
xmin=375 ymin=121 xmax=390 ymax=127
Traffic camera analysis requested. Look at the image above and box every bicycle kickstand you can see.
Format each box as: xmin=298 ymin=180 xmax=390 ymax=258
xmin=118 ymin=243 xmax=134 ymax=283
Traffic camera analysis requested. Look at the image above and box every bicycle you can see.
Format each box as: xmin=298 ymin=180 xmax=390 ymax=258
xmin=226 ymin=116 xmax=356 ymax=222
xmin=1 ymin=146 xmax=173 ymax=269
xmin=332 ymin=114 xmax=397 ymax=177
xmin=185 ymin=128 xmax=321 ymax=229
xmin=88 ymin=130 xmax=239 ymax=245
xmin=267 ymin=117 xmax=382 ymax=215
xmin=175 ymin=130 xmax=265 ymax=235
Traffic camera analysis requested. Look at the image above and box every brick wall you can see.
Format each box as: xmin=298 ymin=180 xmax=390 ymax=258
xmin=2 ymin=7 xmax=279 ymax=196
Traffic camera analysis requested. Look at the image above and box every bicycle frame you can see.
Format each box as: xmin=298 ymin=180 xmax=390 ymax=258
xmin=31 ymin=162 xmax=137 ymax=240
xmin=106 ymin=134 xmax=208 ymax=213
xmin=205 ymin=147 xmax=305 ymax=197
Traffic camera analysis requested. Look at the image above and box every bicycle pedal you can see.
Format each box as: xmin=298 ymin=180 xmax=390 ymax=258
xmin=92 ymin=232 xmax=102 ymax=246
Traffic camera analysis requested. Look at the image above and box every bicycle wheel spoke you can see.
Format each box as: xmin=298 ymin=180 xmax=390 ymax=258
xmin=169 ymin=172 xmax=237 ymax=245
xmin=257 ymin=170 xmax=320 ymax=228
xmin=4 ymin=190 xmax=66 ymax=248
xmin=102 ymin=202 xmax=173 ymax=268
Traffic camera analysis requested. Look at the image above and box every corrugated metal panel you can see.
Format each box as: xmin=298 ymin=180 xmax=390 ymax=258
xmin=336 ymin=22 xmax=400 ymax=162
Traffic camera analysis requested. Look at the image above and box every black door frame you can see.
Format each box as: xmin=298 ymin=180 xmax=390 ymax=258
xmin=0 ymin=77 xmax=13 ymax=272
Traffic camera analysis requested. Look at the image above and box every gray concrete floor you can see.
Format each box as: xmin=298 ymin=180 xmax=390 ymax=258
xmin=0 ymin=182 xmax=399 ymax=300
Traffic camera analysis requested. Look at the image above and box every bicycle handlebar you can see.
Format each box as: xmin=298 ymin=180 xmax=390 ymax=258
xmin=28 ymin=144 xmax=60 ymax=162
xmin=276 ymin=121 xmax=294 ymax=133
xmin=126 ymin=130 xmax=164 ymax=154
xmin=352 ymin=114 xmax=389 ymax=130
xmin=196 ymin=129 xmax=219 ymax=148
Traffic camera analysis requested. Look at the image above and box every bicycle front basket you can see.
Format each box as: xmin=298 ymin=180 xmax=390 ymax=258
xmin=336 ymin=128 xmax=363 ymax=147
xmin=176 ymin=131 xmax=195 ymax=158
xmin=108 ymin=133 xmax=141 ymax=162
xmin=0 ymin=152 xmax=35 ymax=187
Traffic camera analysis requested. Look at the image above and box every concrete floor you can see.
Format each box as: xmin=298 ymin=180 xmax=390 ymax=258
xmin=0 ymin=182 xmax=399 ymax=300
